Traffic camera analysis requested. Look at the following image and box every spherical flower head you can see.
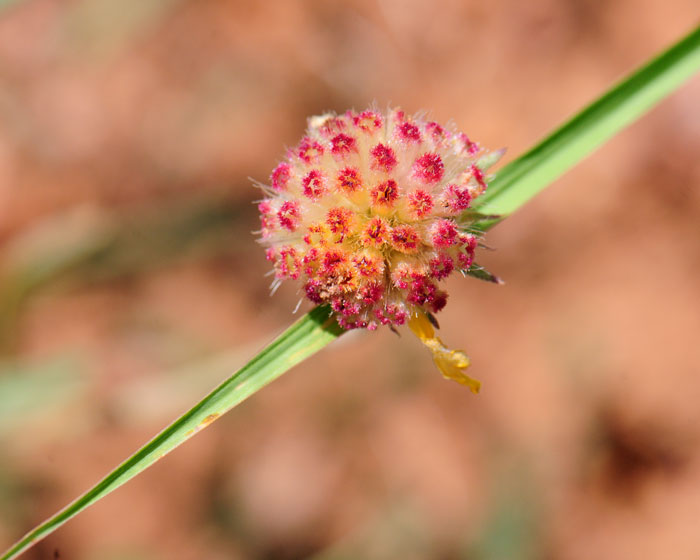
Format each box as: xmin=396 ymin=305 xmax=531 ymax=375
xmin=257 ymin=108 xmax=503 ymax=389
xmin=257 ymin=107 xmax=502 ymax=331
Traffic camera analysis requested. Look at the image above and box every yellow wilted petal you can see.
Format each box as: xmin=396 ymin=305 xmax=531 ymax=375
xmin=407 ymin=312 xmax=436 ymax=341
xmin=408 ymin=313 xmax=481 ymax=394
xmin=433 ymin=352 xmax=481 ymax=394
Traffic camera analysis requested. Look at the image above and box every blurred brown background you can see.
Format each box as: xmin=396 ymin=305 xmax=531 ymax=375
xmin=1 ymin=1 xmax=699 ymax=559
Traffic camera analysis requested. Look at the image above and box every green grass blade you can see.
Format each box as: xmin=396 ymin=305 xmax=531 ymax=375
xmin=474 ymin=24 xmax=700 ymax=217
xmin=0 ymin=305 xmax=343 ymax=560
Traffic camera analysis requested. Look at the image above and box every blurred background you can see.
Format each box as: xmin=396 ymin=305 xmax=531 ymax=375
xmin=0 ymin=1 xmax=699 ymax=559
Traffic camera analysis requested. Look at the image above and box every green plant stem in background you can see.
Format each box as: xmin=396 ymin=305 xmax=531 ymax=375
xmin=2 ymin=22 xmax=699 ymax=560
xmin=0 ymin=0 xmax=21 ymax=13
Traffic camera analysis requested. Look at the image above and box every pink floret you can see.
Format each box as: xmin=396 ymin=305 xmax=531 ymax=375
xmin=370 ymin=143 xmax=398 ymax=172
xmin=270 ymin=163 xmax=291 ymax=191
xmin=413 ymin=153 xmax=444 ymax=184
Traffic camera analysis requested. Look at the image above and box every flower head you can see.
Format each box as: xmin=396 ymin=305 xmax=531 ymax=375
xmin=257 ymin=107 xmax=503 ymax=390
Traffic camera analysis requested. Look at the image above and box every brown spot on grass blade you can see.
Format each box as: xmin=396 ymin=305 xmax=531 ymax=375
xmin=198 ymin=413 xmax=220 ymax=430
xmin=187 ymin=413 xmax=221 ymax=437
